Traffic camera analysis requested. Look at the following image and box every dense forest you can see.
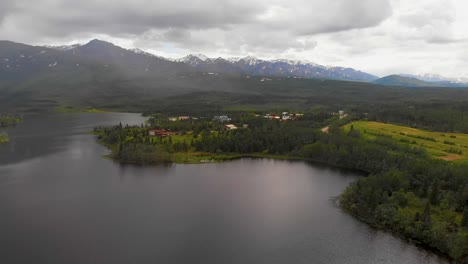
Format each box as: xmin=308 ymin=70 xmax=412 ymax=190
xmin=363 ymin=101 xmax=468 ymax=133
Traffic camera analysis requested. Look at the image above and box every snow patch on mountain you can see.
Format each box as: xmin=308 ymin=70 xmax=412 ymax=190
xmin=226 ymin=57 xmax=241 ymax=63
xmin=45 ymin=44 xmax=81 ymax=51
xmin=240 ymin=56 xmax=261 ymax=65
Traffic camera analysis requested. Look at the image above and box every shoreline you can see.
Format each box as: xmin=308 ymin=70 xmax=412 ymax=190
xmin=97 ymin=140 xmax=367 ymax=173
xmin=93 ymin=133 xmax=461 ymax=263
xmin=337 ymin=200 xmax=452 ymax=262
xmin=103 ymin=145 xmax=452 ymax=262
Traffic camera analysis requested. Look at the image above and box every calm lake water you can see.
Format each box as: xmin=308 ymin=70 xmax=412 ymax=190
xmin=0 ymin=113 xmax=449 ymax=264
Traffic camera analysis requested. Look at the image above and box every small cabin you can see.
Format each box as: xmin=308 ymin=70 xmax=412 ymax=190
xmin=224 ymin=124 xmax=238 ymax=130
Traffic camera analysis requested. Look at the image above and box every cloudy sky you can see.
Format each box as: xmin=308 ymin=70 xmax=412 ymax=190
xmin=0 ymin=0 xmax=467 ymax=77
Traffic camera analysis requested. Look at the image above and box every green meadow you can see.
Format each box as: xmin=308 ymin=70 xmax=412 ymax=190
xmin=345 ymin=121 xmax=468 ymax=162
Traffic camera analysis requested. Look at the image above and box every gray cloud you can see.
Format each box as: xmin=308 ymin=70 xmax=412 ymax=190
xmin=2 ymin=0 xmax=263 ymax=38
xmin=290 ymin=0 xmax=393 ymax=35
xmin=0 ymin=0 xmax=466 ymax=77
xmin=163 ymin=29 xmax=192 ymax=43
xmin=0 ymin=0 xmax=15 ymax=23
xmin=0 ymin=0 xmax=391 ymax=56
xmin=0 ymin=0 xmax=392 ymax=40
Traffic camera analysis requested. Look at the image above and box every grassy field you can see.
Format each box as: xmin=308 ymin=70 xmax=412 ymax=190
xmin=344 ymin=121 xmax=468 ymax=162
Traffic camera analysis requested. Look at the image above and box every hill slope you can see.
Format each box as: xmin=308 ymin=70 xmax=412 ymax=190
xmin=372 ymin=75 xmax=442 ymax=87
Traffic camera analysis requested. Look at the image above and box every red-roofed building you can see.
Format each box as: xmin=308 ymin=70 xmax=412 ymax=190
xmin=149 ymin=129 xmax=178 ymax=137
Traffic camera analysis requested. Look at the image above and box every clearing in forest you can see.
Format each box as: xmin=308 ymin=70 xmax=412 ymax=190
xmin=344 ymin=121 xmax=468 ymax=162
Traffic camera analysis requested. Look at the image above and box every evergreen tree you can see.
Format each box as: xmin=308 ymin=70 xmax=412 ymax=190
xmin=414 ymin=212 xmax=421 ymax=222
xmin=429 ymin=180 xmax=440 ymax=205
xmin=462 ymin=207 xmax=468 ymax=228
xmin=423 ymin=201 xmax=432 ymax=228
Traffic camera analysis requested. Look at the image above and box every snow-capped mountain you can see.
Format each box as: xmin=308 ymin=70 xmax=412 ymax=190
xmin=174 ymin=54 xmax=211 ymax=66
xmin=37 ymin=41 xmax=380 ymax=82
xmin=173 ymin=54 xmax=378 ymax=82
xmin=17 ymin=40 xmax=467 ymax=84
xmin=0 ymin=39 xmax=192 ymax=84
xmin=16 ymin=39 xmax=468 ymax=85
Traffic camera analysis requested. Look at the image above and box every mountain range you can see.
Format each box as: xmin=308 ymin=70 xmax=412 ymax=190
xmin=1 ymin=39 xmax=467 ymax=112
xmin=42 ymin=40 xmax=380 ymax=82
xmin=2 ymin=39 xmax=467 ymax=86
xmin=173 ymin=54 xmax=378 ymax=82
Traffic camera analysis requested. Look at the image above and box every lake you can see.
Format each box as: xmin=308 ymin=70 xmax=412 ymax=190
xmin=0 ymin=113 xmax=449 ymax=264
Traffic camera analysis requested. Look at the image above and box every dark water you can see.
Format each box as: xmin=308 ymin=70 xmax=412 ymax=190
xmin=0 ymin=113 xmax=448 ymax=264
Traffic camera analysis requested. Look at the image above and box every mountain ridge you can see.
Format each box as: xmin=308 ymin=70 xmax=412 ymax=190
xmin=6 ymin=39 xmax=467 ymax=86
xmin=372 ymin=75 xmax=443 ymax=87
xmin=37 ymin=40 xmax=378 ymax=82
xmin=3 ymin=39 xmax=468 ymax=87
xmin=1 ymin=39 xmax=468 ymax=113
xmin=170 ymin=53 xmax=378 ymax=82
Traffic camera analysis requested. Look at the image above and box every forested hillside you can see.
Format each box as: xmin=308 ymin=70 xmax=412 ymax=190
xmin=2 ymin=40 xmax=468 ymax=115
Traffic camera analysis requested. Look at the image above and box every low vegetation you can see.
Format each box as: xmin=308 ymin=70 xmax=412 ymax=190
xmin=344 ymin=121 xmax=468 ymax=162
xmin=0 ymin=115 xmax=22 ymax=127
xmin=0 ymin=133 xmax=8 ymax=144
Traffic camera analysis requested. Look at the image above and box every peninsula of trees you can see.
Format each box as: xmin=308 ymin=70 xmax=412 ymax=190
xmin=94 ymin=102 xmax=468 ymax=263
